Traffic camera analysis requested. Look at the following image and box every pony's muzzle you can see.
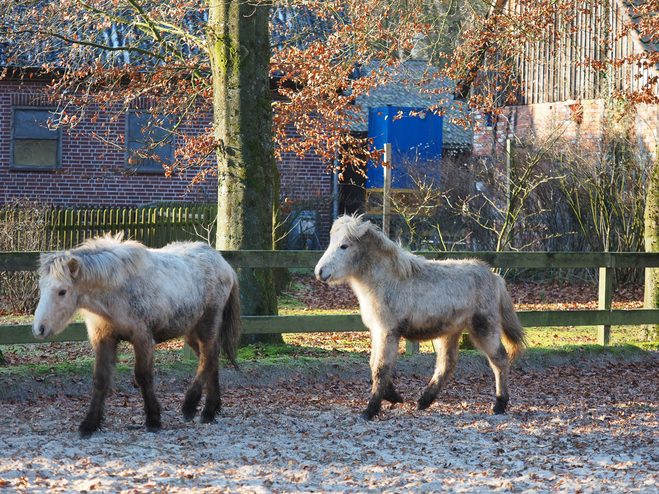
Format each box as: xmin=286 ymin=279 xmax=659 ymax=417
xmin=316 ymin=267 xmax=331 ymax=282
xmin=32 ymin=323 xmax=49 ymax=340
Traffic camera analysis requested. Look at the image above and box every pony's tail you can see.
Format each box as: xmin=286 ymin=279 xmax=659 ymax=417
xmin=221 ymin=274 xmax=242 ymax=369
xmin=499 ymin=284 xmax=527 ymax=362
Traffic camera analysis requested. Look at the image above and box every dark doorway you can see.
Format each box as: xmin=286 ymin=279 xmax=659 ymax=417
xmin=338 ymin=131 xmax=367 ymax=215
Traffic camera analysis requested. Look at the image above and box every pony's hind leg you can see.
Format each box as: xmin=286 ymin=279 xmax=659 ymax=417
xmin=182 ymin=321 xmax=221 ymax=424
xmin=418 ymin=332 xmax=461 ymax=410
xmin=469 ymin=317 xmax=510 ymax=414
xmin=79 ymin=337 xmax=118 ymax=438
xmin=132 ymin=335 xmax=162 ymax=432
xmin=199 ymin=332 xmax=222 ymax=424
xmin=181 ymin=334 xmax=205 ymax=422
xmin=485 ymin=342 xmax=510 ymax=414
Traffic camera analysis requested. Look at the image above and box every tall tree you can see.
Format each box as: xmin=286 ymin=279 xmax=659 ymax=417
xmin=645 ymin=161 xmax=659 ymax=341
xmin=208 ymin=0 xmax=279 ymax=335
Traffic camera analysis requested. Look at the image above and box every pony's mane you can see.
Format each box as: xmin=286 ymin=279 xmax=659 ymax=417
xmin=39 ymin=233 xmax=146 ymax=287
xmin=333 ymin=214 xmax=426 ymax=278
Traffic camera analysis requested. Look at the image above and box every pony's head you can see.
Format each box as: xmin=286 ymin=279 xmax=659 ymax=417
xmin=314 ymin=214 xmax=371 ymax=284
xmin=32 ymin=252 xmax=83 ymax=339
xmin=315 ymin=214 xmax=423 ymax=284
xmin=32 ymin=233 xmax=142 ymax=339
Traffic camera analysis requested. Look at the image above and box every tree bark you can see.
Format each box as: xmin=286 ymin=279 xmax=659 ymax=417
xmin=644 ymin=159 xmax=659 ymax=341
xmin=208 ymin=0 xmax=281 ymax=343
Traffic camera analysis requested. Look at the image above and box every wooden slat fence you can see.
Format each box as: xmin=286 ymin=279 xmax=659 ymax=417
xmin=486 ymin=1 xmax=659 ymax=106
xmin=1 ymin=250 xmax=659 ymax=348
xmin=1 ymin=205 xmax=218 ymax=251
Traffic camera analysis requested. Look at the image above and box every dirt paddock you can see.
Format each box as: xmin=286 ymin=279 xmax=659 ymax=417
xmin=0 ymin=351 xmax=658 ymax=493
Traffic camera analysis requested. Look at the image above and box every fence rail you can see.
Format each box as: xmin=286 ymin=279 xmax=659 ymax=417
xmin=1 ymin=250 xmax=658 ymax=348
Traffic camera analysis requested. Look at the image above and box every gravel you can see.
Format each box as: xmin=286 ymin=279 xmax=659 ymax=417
xmin=1 ymin=350 xmax=658 ymax=493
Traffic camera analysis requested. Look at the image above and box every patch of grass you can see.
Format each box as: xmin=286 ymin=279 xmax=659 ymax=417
xmin=278 ymin=282 xmax=313 ymax=311
xmin=525 ymin=325 xmax=647 ymax=347
xmin=279 ymin=308 xmax=360 ymax=316
xmin=516 ymin=342 xmax=650 ymax=363
xmin=0 ymin=360 xmax=95 ymax=379
xmin=237 ymin=342 xmax=332 ymax=361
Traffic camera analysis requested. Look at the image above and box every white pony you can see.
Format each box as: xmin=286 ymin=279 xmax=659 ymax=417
xmin=33 ymin=234 xmax=241 ymax=438
xmin=315 ymin=215 xmax=526 ymax=420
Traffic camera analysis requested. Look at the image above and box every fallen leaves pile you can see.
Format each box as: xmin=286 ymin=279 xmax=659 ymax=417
xmin=1 ymin=355 xmax=658 ymax=493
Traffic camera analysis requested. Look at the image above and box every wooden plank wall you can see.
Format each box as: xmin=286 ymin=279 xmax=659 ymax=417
xmin=489 ymin=0 xmax=658 ymax=106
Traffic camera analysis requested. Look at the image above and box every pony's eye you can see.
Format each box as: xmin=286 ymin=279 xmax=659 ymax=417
xmin=58 ymin=289 xmax=67 ymax=297
xmin=340 ymin=244 xmax=349 ymax=250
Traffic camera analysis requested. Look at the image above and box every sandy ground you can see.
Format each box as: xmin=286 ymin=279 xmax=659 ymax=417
xmin=1 ymin=351 xmax=658 ymax=493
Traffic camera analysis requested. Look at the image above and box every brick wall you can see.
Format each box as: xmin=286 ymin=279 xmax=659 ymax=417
xmin=0 ymin=80 xmax=334 ymax=243
xmin=473 ymin=99 xmax=658 ymax=158
xmin=277 ymin=128 xmax=334 ymax=245
xmin=0 ymin=81 xmax=216 ymax=206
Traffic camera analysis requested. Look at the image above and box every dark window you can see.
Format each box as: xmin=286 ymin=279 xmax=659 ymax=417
xmin=126 ymin=112 xmax=173 ymax=173
xmin=11 ymin=108 xmax=61 ymax=170
xmin=484 ymin=111 xmax=498 ymax=128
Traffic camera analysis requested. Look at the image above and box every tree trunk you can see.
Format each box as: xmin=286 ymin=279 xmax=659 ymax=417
xmin=208 ymin=0 xmax=281 ymax=344
xmin=644 ymin=160 xmax=659 ymax=341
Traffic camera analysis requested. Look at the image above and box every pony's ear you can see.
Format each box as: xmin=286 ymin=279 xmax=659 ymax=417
xmin=67 ymin=257 xmax=80 ymax=280
xmin=353 ymin=219 xmax=372 ymax=241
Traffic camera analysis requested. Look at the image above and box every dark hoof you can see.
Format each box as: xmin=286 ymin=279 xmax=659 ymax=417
xmin=383 ymin=391 xmax=404 ymax=404
xmin=417 ymin=393 xmax=435 ymax=411
xmin=360 ymin=410 xmax=375 ymax=421
xmin=200 ymin=411 xmax=216 ymax=424
xmin=78 ymin=429 xmax=94 ymax=439
xmin=145 ymin=418 xmax=162 ymax=433
xmin=182 ymin=403 xmax=197 ymax=422
xmin=78 ymin=421 xmax=97 ymax=439
xmin=493 ymin=397 xmax=508 ymax=415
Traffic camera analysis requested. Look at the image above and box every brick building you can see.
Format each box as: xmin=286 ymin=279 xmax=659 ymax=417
xmin=0 ymin=73 xmax=337 ymax=243
xmin=0 ymin=60 xmax=472 ymax=247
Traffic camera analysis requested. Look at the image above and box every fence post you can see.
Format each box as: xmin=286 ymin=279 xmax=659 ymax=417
xmin=598 ymin=266 xmax=613 ymax=345
xmin=405 ymin=339 xmax=419 ymax=356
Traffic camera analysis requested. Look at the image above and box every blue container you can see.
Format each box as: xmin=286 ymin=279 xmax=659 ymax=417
xmin=366 ymin=106 xmax=443 ymax=189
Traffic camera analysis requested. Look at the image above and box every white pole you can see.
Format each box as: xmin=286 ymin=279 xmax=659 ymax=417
xmin=382 ymin=143 xmax=392 ymax=237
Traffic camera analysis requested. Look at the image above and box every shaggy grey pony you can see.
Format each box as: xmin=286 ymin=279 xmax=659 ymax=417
xmin=33 ymin=234 xmax=241 ymax=438
xmin=315 ymin=215 xmax=526 ymax=421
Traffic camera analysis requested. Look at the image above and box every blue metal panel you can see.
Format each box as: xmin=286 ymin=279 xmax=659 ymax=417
xmin=367 ymin=106 xmax=443 ymax=189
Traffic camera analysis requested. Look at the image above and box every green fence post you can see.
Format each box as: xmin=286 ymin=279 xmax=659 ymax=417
xmin=405 ymin=340 xmax=419 ymax=355
xmin=183 ymin=343 xmax=196 ymax=361
xmin=598 ymin=266 xmax=613 ymax=345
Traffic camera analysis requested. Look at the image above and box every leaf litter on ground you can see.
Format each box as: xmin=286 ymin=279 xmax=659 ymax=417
xmin=0 ymin=274 xmax=658 ymax=493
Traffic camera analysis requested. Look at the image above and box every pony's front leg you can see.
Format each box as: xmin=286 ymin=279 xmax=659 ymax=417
xmin=362 ymin=329 xmax=400 ymax=421
xmin=132 ymin=336 xmax=161 ymax=433
xmin=79 ymin=338 xmax=118 ymax=438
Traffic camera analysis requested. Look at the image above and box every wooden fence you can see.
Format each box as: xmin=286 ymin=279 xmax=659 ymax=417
xmin=1 ymin=250 xmax=659 ymax=350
